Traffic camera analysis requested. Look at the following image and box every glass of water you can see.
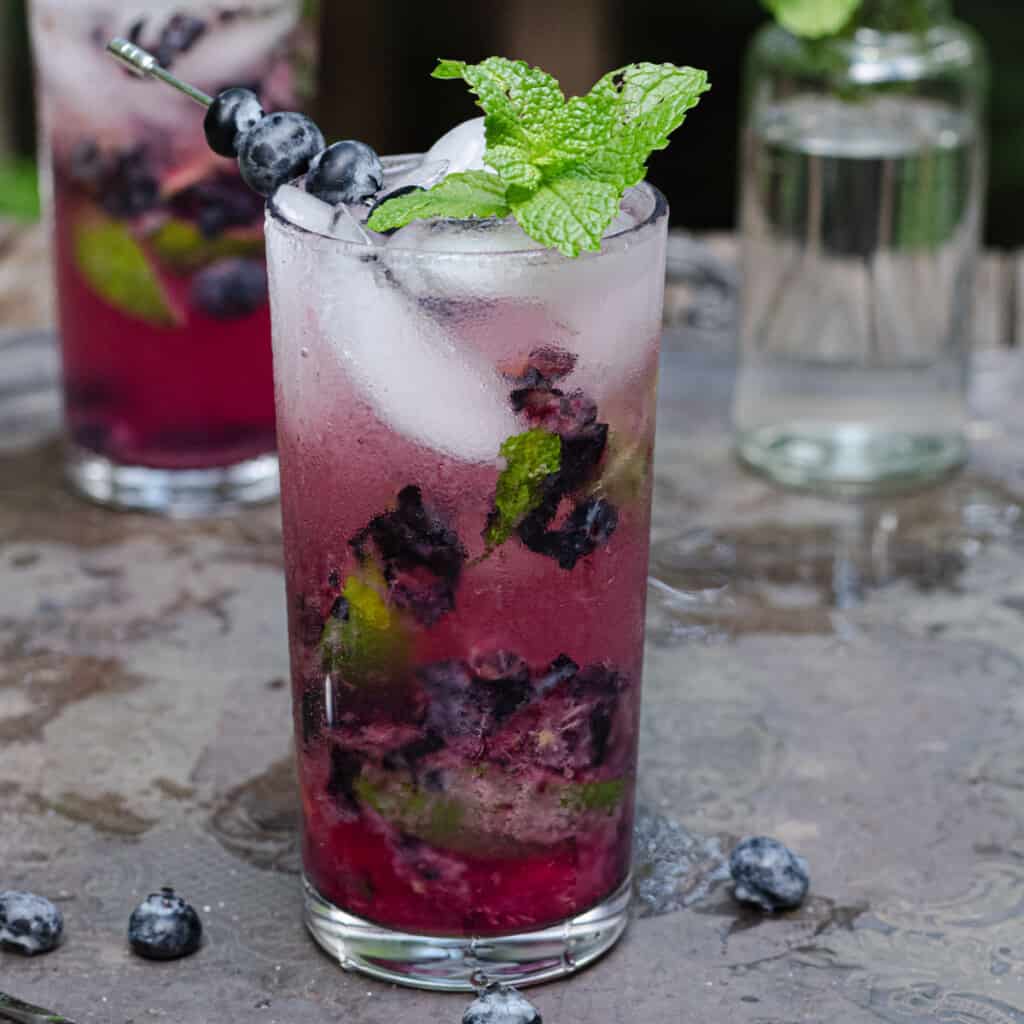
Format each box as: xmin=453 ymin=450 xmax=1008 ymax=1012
xmin=733 ymin=0 xmax=989 ymax=494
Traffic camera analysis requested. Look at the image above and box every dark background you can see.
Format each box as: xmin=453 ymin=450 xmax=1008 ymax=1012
xmin=3 ymin=0 xmax=1023 ymax=245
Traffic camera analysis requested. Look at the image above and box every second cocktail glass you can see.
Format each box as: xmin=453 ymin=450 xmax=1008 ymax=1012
xmin=30 ymin=1 xmax=312 ymax=514
xmin=265 ymin=165 xmax=668 ymax=988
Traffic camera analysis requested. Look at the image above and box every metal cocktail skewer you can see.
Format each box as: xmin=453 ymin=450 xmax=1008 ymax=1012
xmin=106 ymin=38 xmax=213 ymax=108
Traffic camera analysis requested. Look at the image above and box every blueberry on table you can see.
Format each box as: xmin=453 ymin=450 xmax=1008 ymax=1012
xmin=236 ymin=112 xmax=325 ymax=197
xmin=0 ymin=890 xmax=64 ymax=955
xmin=204 ymin=87 xmax=265 ymax=157
xmin=128 ymin=886 xmax=202 ymax=960
xmin=463 ymin=983 xmax=542 ymax=1024
xmin=729 ymin=836 xmax=810 ymax=912
xmin=306 ymin=140 xmax=384 ymax=205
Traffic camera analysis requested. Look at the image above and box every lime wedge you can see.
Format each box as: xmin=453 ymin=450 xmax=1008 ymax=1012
xmin=73 ymin=213 xmax=181 ymax=327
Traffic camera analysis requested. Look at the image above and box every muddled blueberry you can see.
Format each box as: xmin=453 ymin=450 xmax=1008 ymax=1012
xmin=306 ymin=140 xmax=384 ymax=205
xmin=329 ymin=596 xmax=349 ymax=620
xmin=511 ymin=386 xmax=597 ymax=437
xmin=169 ymin=172 xmax=266 ymax=239
xmin=98 ymin=147 xmax=159 ymax=219
xmin=68 ymin=138 xmax=107 ymax=190
xmin=558 ymin=423 xmax=609 ymax=492
xmin=154 ymin=14 xmax=206 ymax=67
xmin=128 ymin=887 xmax=202 ymax=960
xmin=534 ymin=653 xmax=579 ymax=694
xmin=463 ymin=983 xmax=542 ymax=1024
xmin=351 ymin=486 xmax=466 ymax=627
xmin=729 ymin=836 xmax=810 ymax=912
xmin=0 ymin=891 xmax=63 ymax=955
xmin=204 ymin=87 xmax=265 ymax=158
xmin=382 ymin=731 xmax=446 ymax=772
xmin=327 ymin=568 xmax=341 ymax=589
xmin=518 ymin=495 xmax=618 ymax=570
xmin=367 ymin=185 xmax=425 ymax=235
xmin=418 ymin=654 xmax=533 ymax=740
xmin=191 ymin=258 xmax=267 ymax=319
xmin=237 ymin=111 xmax=326 ymax=197
xmin=326 ymin=747 xmax=364 ymax=810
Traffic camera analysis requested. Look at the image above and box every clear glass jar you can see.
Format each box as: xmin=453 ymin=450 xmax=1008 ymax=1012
xmin=733 ymin=0 xmax=989 ymax=494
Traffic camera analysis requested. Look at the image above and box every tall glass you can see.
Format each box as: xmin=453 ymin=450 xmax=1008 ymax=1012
xmin=266 ymin=166 xmax=667 ymax=989
xmin=733 ymin=0 xmax=989 ymax=494
xmin=29 ymin=0 xmax=313 ymax=514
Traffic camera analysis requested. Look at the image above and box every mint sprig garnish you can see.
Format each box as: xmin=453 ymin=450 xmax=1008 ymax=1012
xmin=762 ymin=0 xmax=862 ymax=38
xmin=367 ymin=57 xmax=709 ymax=257
xmin=484 ymin=429 xmax=562 ymax=549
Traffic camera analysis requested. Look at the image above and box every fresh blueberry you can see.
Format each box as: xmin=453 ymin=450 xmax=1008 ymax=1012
xmin=306 ymin=140 xmax=384 ymax=205
xmin=0 ymin=891 xmax=64 ymax=955
xmin=366 ymin=184 xmax=424 ymax=235
xmin=236 ymin=111 xmax=326 ymax=197
xmin=350 ymin=486 xmax=466 ymax=627
xmin=98 ymin=147 xmax=159 ymax=219
xmin=154 ymin=14 xmax=206 ymax=67
xmin=128 ymin=887 xmax=202 ymax=960
xmin=191 ymin=258 xmax=267 ymax=319
xmin=204 ymin=88 xmax=265 ymax=158
xmin=463 ymin=983 xmax=542 ymax=1024
xmin=729 ymin=836 xmax=810 ymax=912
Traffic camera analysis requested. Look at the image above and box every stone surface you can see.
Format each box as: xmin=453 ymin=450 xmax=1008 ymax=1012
xmin=4 ymin=235 xmax=1024 ymax=1021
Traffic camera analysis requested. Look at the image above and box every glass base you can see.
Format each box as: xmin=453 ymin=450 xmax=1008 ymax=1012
xmin=302 ymin=874 xmax=632 ymax=991
xmin=736 ymin=424 xmax=967 ymax=497
xmin=66 ymin=444 xmax=280 ymax=516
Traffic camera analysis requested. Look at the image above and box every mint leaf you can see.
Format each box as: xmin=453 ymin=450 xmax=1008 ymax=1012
xmin=762 ymin=0 xmax=862 ymax=38
xmin=367 ymin=170 xmax=509 ymax=232
xmin=508 ymin=172 xmax=620 ymax=259
xmin=560 ymin=778 xmax=626 ymax=813
xmin=74 ymin=213 xmax=181 ymax=327
xmin=320 ymin=570 xmax=410 ymax=686
xmin=485 ymin=429 xmax=562 ymax=548
xmin=375 ymin=57 xmax=709 ymax=256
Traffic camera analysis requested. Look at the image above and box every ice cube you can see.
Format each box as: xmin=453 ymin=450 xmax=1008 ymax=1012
xmin=425 ymin=117 xmax=487 ymax=175
xmin=317 ymin=260 xmax=518 ymax=463
xmin=329 ymin=204 xmax=374 ymax=244
xmin=383 ymin=159 xmax=450 ymax=194
xmin=273 ymin=185 xmax=338 ymax=238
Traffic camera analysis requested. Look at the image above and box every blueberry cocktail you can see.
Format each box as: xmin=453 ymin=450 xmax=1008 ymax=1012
xmin=104 ymin=43 xmax=707 ymax=987
xmin=30 ymin=1 xmax=311 ymax=512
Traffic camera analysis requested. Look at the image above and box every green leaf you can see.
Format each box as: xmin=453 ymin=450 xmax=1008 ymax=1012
xmin=485 ymin=429 xmax=562 ymax=548
xmin=428 ymin=57 xmax=709 ymax=254
xmin=508 ymin=172 xmax=621 ymax=258
xmin=73 ymin=213 xmax=180 ymax=327
xmin=149 ymin=219 xmax=264 ymax=274
xmin=319 ymin=570 xmax=411 ymax=687
xmin=762 ymin=0 xmax=862 ymax=38
xmin=560 ymin=778 xmax=626 ymax=813
xmin=366 ymin=170 xmax=510 ymax=233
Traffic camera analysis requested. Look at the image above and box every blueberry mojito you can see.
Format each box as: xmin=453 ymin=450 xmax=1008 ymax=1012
xmin=29 ymin=1 xmax=313 ymax=512
xmin=103 ymin=43 xmax=706 ymax=986
xmin=265 ymin=59 xmax=708 ymax=988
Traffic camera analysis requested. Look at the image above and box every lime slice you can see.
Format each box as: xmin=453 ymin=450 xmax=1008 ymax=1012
xmin=150 ymin=219 xmax=264 ymax=274
xmin=73 ymin=213 xmax=181 ymax=327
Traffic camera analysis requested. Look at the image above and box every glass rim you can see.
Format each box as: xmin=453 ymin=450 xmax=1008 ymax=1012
xmin=266 ymin=156 xmax=668 ymax=262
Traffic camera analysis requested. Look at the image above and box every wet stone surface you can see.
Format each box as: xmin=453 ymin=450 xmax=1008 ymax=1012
xmin=6 ymin=259 xmax=1024 ymax=1020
